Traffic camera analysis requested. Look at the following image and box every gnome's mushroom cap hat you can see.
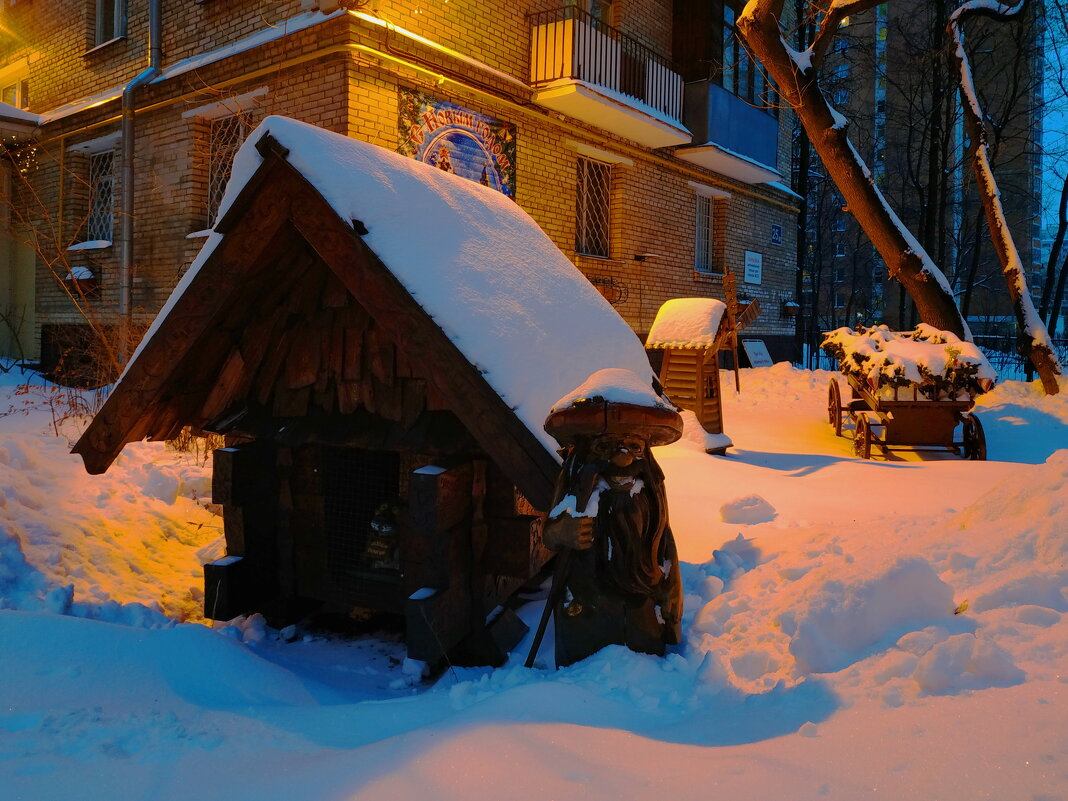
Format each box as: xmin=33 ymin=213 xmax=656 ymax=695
xmin=544 ymin=368 xmax=683 ymax=448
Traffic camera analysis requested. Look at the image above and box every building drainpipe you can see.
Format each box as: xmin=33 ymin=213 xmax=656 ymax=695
xmin=119 ymin=0 xmax=162 ymax=359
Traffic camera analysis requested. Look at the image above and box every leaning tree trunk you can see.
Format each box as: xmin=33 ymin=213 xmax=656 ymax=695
xmin=737 ymin=0 xmax=970 ymax=339
xmin=1039 ymin=173 xmax=1068 ymax=324
xmin=949 ymin=1 xmax=1062 ymax=394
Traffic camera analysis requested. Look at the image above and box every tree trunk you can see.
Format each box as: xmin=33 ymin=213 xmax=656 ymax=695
xmin=1048 ymin=249 xmax=1068 ymax=339
xmin=738 ymin=0 xmax=970 ymax=339
xmin=1039 ymin=174 xmax=1068 ymax=324
xmin=949 ymin=2 xmax=1062 ymax=394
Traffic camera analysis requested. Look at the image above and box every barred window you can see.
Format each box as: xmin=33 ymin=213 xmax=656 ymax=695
xmin=207 ymin=114 xmax=253 ymax=227
xmin=576 ymin=157 xmax=611 ymax=257
xmin=694 ymin=193 xmax=716 ymax=274
xmin=87 ymin=150 xmax=114 ymax=243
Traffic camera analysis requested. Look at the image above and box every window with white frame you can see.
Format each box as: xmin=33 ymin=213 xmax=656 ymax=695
xmin=95 ymin=0 xmax=127 ymax=46
xmin=0 ymin=78 xmax=28 ymax=109
xmin=206 ymin=114 xmax=253 ymax=227
xmin=86 ymin=150 xmax=115 ymax=244
xmin=575 ymin=156 xmax=611 ymax=257
xmin=694 ymin=193 xmax=717 ymax=274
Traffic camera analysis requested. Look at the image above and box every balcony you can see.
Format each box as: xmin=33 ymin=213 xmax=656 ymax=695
xmin=676 ymin=80 xmax=780 ymax=184
xmin=528 ymin=8 xmax=690 ymax=149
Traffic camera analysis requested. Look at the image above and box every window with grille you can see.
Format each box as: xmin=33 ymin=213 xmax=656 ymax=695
xmin=95 ymin=0 xmax=127 ymax=45
xmin=694 ymin=193 xmax=717 ymax=274
xmin=576 ymin=157 xmax=611 ymax=257
xmin=87 ymin=150 xmax=114 ymax=243
xmin=207 ymin=114 xmax=252 ymax=227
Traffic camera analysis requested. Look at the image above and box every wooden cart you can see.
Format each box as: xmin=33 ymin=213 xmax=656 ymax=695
xmin=827 ymin=373 xmax=987 ymax=460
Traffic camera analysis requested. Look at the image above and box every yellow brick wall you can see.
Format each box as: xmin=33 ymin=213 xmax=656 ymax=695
xmin=8 ymin=0 xmax=800 ymax=358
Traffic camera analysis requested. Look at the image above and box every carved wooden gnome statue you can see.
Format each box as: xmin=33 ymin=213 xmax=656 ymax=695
xmin=540 ymin=368 xmax=684 ymax=667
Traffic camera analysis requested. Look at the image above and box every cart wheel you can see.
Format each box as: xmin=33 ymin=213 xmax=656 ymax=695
xmin=853 ymin=415 xmax=872 ymax=459
xmin=828 ymin=379 xmax=843 ymax=437
xmin=961 ymin=413 xmax=987 ymax=461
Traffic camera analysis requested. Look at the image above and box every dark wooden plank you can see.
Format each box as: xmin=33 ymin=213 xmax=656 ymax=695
xmin=285 ymin=328 xmax=320 ymax=390
xmin=200 ymin=348 xmax=247 ymax=424
xmin=337 ymin=380 xmax=360 ymax=414
xmin=342 ymin=327 xmax=363 ymax=382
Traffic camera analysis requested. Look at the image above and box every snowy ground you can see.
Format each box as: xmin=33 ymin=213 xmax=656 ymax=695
xmin=1 ymin=362 xmax=1067 ymax=800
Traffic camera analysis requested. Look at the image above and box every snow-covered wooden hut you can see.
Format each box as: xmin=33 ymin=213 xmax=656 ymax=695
xmin=645 ymin=298 xmax=735 ymax=454
xmin=73 ymin=116 xmax=661 ymax=665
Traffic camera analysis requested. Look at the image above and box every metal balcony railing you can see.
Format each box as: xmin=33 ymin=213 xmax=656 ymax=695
xmin=528 ymin=7 xmax=683 ymax=123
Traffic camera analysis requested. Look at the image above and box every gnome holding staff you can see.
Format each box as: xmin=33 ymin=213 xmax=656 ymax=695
xmin=529 ymin=368 xmax=684 ymax=668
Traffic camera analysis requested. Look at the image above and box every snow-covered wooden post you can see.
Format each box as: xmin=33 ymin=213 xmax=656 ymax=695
xmin=948 ymin=0 xmax=1063 ymax=395
xmin=646 ymin=298 xmax=735 ymax=455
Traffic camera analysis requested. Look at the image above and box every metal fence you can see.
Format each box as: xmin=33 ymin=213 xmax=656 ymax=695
xmin=528 ymin=7 xmax=683 ymax=121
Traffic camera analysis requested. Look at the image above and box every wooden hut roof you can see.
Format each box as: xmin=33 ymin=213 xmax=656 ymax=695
xmin=645 ymin=298 xmax=730 ymax=350
xmin=73 ymin=117 xmax=660 ymax=510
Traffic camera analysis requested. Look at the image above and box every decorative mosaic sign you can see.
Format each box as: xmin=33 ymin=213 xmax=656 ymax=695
xmin=398 ymin=89 xmax=516 ymax=198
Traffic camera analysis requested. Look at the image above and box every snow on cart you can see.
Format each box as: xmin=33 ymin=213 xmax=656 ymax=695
xmin=822 ymin=325 xmax=996 ymax=460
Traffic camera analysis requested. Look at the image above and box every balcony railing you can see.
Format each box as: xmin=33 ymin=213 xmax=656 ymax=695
xmin=529 ymin=7 xmax=683 ymax=123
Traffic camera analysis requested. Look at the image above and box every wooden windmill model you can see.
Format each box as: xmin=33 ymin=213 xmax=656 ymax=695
xmin=645 ymin=276 xmax=760 ymax=454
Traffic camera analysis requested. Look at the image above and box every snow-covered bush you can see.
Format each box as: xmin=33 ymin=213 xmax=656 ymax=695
xmin=821 ymin=325 xmax=997 ymax=400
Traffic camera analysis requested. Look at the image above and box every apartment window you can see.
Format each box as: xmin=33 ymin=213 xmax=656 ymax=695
xmin=95 ymin=0 xmax=127 ymax=45
xmin=86 ymin=150 xmax=115 ymax=243
xmin=588 ymin=0 xmax=613 ymax=24
xmin=835 ymin=242 xmax=846 ymax=257
xmin=576 ymin=157 xmax=611 ymax=258
xmin=206 ymin=114 xmax=253 ymax=227
xmin=833 ymin=214 xmax=846 ymax=232
xmin=694 ymin=194 xmax=717 ymax=274
xmin=834 ymin=87 xmax=849 ymax=105
xmin=1 ymin=78 xmax=28 ymax=109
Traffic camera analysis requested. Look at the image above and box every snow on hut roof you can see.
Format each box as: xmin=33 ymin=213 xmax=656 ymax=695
xmin=645 ymin=297 xmax=729 ymax=349
xmin=134 ymin=116 xmax=658 ymax=457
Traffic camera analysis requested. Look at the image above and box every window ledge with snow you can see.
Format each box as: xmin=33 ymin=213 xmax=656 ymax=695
xmin=67 ymin=240 xmax=112 ymax=251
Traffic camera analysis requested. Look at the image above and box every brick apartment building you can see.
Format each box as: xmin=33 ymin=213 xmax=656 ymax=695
xmin=0 ymin=0 xmax=800 ymax=372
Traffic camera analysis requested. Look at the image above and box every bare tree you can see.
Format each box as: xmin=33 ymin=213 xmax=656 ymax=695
xmin=0 ymin=140 xmax=127 ymax=385
xmin=1039 ymin=1 xmax=1068 ymax=339
xmin=738 ymin=0 xmax=970 ymax=338
xmin=949 ymin=0 xmax=1062 ymax=394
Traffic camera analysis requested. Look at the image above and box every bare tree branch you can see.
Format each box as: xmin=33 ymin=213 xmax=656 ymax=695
xmin=948 ymin=0 xmax=1062 ymax=393
xmin=810 ymin=0 xmax=884 ymax=68
xmin=739 ymin=0 xmax=970 ymax=337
